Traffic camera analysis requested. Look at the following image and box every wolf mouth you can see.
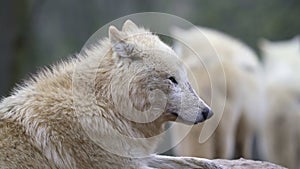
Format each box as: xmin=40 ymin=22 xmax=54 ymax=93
xmin=170 ymin=112 xmax=179 ymax=117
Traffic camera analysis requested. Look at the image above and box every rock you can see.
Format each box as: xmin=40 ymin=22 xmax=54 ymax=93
xmin=212 ymin=158 xmax=286 ymax=169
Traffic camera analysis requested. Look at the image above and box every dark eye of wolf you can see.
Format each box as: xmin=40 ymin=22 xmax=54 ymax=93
xmin=168 ymin=76 xmax=178 ymax=84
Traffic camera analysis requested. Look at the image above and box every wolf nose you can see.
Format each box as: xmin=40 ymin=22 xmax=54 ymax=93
xmin=202 ymin=107 xmax=213 ymax=120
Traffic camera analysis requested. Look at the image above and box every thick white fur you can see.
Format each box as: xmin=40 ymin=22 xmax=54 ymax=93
xmin=259 ymin=37 xmax=300 ymax=169
xmin=170 ymin=26 xmax=265 ymax=159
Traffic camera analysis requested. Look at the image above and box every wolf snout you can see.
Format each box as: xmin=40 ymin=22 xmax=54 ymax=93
xmin=194 ymin=107 xmax=213 ymax=124
xmin=202 ymin=107 xmax=213 ymax=120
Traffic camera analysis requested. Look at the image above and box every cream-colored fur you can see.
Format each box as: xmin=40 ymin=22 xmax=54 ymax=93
xmin=260 ymin=36 xmax=300 ymax=85
xmin=0 ymin=20 xmax=220 ymax=169
xmin=170 ymin=26 xmax=264 ymax=159
xmin=259 ymin=37 xmax=300 ymax=169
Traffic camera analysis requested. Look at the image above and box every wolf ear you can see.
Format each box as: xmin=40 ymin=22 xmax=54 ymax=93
xmin=170 ymin=27 xmax=186 ymax=39
xmin=109 ymin=26 xmax=124 ymax=44
xmin=258 ymin=38 xmax=270 ymax=50
xmin=122 ymin=20 xmax=138 ymax=32
xmin=109 ymin=25 xmax=134 ymax=58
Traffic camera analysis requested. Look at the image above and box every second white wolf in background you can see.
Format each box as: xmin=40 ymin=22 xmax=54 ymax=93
xmin=259 ymin=36 xmax=300 ymax=169
xmin=170 ymin=26 xmax=265 ymax=159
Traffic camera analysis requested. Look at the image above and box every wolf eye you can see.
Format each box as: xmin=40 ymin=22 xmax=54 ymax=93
xmin=168 ymin=76 xmax=178 ymax=84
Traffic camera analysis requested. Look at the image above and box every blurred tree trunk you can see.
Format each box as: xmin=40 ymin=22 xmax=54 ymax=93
xmin=0 ymin=0 xmax=18 ymax=96
xmin=0 ymin=0 xmax=31 ymax=97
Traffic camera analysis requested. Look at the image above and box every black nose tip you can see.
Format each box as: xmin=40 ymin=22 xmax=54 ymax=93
xmin=202 ymin=107 xmax=211 ymax=120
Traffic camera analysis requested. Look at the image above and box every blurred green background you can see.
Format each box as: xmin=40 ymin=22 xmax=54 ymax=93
xmin=1 ymin=0 xmax=299 ymax=97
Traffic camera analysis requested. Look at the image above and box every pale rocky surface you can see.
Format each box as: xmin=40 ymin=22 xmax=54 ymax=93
xmin=211 ymin=158 xmax=286 ymax=169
